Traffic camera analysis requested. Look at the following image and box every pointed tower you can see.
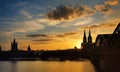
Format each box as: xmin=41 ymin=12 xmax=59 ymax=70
xmin=83 ymin=30 xmax=87 ymax=43
xmin=27 ymin=45 xmax=31 ymax=51
xmin=11 ymin=38 xmax=18 ymax=51
xmin=88 ymin=29 xmax=92 ymax=43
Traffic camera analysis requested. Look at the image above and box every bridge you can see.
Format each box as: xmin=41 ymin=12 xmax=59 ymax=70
xmin=81 ymin=23 xmax=120 ymax=72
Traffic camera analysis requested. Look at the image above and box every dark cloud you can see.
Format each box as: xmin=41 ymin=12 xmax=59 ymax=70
xmin=27 ymin=34 xmax=54 ymax=43
xmin=95 ymin=5 xmax=112 ymax=14
xmin=27 ymin=32 xmax=78 ymax=38
xmin=33 ymin=38 xmax=54 ymax=42
xmin=47 ymin=5 xmax=95 ymax=21
xmin=47 ymin=1 xmax=117 ymax=20
xmin=26 ymin=34 xmax=47 ymax=37
xmin=32 ymin=42 xmax=49 ymax=44
xmin=56 ymin=32 xmax=78 ymax=37
xmin=65 ymin=32 xmax=77 ymax=35
xmin=56 ymin=34 xmax=66 ymax=37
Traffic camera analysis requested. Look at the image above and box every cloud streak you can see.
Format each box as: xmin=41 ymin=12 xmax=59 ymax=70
xmin=56 ymin=32 xmax=78 ymax=37
xmin=0 ymin=20 xmax=44 ymax=33
xmin=26 ymin=31 xmax=78 ymax=45
xmin=27 ymin=34 xmax=47 ymax=37
xmin=104 ymin=0 xmax=119 ymax=6
xmin=95 ymin=4 xmax=112 ymax=14
xmin=83 ymin=22 xmax=116 ymax=29
xmin=19 ymin=9 xmax=32 ymax=19
xmin=27 ymin=32 xmax=78 ymax=38
xmin=33 ymin=38 xmax=54 ymax=42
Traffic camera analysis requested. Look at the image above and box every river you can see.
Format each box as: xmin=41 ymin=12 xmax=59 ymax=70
xmin=0 ymin=60 xmax=95 ymax=72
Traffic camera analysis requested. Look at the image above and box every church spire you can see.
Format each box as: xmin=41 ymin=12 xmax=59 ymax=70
xmin=83 ymin=30 xmax=87 ymax=43
xmin=89 ymin=29 xmax=91 ymax=37
xmin=88 ymin=29 xmax=92 ymax=43
xmin=28 ymin=45 xmax=31 ymax=51
xmin=11 ymin=38 xmax=18 ymax=51
xmin=13 ymin=38 xmax=16 ymax=43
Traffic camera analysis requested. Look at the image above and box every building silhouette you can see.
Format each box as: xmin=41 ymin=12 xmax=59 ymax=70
xmin=88 ymin=29 xmax=92 ymax=43
xmin=81 ymin=29 xmax=94 ymax=50
xmin=11 ymin=38 xmax=18 ymax=51
xmin=27 ymin=45 xmax=31 ymax=52
xmin=83 ymin=30 xmax=87 ymax=43
xmin=91 ymin=23 xmax=120 ymax=72
xmin=95 ymin=23 xmax=120 ymax=50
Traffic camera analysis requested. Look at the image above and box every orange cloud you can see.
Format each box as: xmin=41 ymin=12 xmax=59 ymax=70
xmin=104 ymin=0 xmax=119 ymax=6
xmin=95 ymin=5 xmax=113 ymax=14
xmin=26 ymin=32 xmax=78 ymax=45
xmin=56 ymin=32 xmax=78 ymax=37
xmin=83 ymin=22 xmax=116 ymax=29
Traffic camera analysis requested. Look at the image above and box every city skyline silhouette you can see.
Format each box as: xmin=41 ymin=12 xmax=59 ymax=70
xmin=0 ymin=0 xmax=120 ymax=72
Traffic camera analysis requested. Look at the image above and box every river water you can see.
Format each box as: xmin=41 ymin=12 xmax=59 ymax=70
xmin=0 ymin=60 xmax=95 ymax=72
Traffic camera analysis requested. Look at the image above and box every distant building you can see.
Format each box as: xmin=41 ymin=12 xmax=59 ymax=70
xmin=81 ymin=29 xmax=94 ymax=51
xmin=11 ymin=38 xmax=18 ymax=51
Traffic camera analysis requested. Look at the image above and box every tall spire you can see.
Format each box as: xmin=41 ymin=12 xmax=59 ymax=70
xmin=13 ymin=38 xmax=16 ymax=43
xmin=89 ymin=29 xmax=91 ymax=37
xmin=11 ymin=38 xmax=18 ymax=51
xmin=88 ymin=29 xmax=92 ymax=43
xmin=83 ymin=30 xmax=87 ymax=43
xmin=28 ymin=45 xmax=31 ymax=51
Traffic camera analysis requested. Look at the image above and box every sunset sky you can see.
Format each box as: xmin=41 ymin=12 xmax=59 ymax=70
xmin=0 ymin=0 xmax=120 ymax=50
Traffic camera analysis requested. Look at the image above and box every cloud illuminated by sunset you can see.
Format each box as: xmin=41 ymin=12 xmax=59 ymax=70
xmin=0 ymin=0 xmax=120 ymax=50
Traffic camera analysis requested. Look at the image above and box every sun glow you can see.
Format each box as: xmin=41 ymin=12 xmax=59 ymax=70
xmin=76 ymin=40 xmax=82 ymax=49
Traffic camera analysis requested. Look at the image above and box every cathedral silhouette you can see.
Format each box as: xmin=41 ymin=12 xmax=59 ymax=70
xmin=81 ymin=29 xmax=94 ymax=50
xmin=11 ymin=38 xmax=18 ymax=51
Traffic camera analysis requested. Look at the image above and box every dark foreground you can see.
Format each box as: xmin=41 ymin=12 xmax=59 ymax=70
xmin=0 ymin=49 xmax=85 ymax=61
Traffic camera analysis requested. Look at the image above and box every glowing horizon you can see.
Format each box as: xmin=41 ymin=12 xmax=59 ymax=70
xmin=0 ymin=0 xmax=120 ymax=50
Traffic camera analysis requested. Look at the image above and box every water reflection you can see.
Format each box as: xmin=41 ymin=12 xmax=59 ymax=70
xmin=0 ymin=60 xmax=95 ymax=72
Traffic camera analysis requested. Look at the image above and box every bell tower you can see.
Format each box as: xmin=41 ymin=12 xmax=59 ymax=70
xmin=88 ymin=29 xmax=92 ymax=43
xmin=83 ymin=30 xmax=87 ymax=43
xmin=11 ymin=38 xmax=18 ymax=51
xmin=27 ymin=45 xmax=31 ymax=51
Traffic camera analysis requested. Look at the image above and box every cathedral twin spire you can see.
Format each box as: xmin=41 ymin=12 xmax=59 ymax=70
xmin=83 ymin=29 xmax=92 ymax=43
xmin=83 ymin=30 xmax=87 ymax=43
